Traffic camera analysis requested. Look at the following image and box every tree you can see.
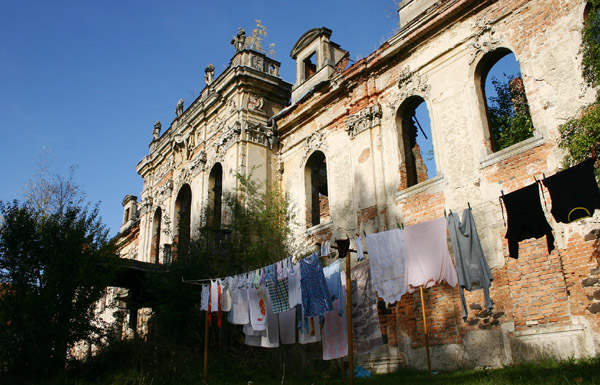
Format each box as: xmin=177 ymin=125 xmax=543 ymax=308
xmin=582 ymin=0 xmax=600 ymax=91
xmin=558 ymin=1 xmax=600 ymax=180
xmin=245 ymin=19 xmax=276 ymax=58
xmin=21 ymin=148 xmax=84 ymax=216
xmin=0 ymin=166 xmax=117 ymax=381
xmin=146 ymin=172 xmax=295 ymax=342
xmin=486 ymin=74 xmax=534 ymax=151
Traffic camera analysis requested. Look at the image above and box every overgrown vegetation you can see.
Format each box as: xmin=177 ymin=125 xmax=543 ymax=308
xmin=245 ymin=19 xmax=276 ymax=58
xmin=27 ymin=352 xmax=600 ymax=385
xmin=134 ymin=172 xmax=314 ymax=382
xmin=558 ymin=0 xmax=600 ymax=178
xmin=582 ymin=0 xmax=600 ymax=90
xmin=0 ymin=160 xmax=118 ymax=382
xmin=486 ymin=74 xmax=535 ymax=151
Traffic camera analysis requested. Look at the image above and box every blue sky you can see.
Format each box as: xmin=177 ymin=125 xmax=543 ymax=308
xmin=0 ymin=1 xmax=400 ymax=235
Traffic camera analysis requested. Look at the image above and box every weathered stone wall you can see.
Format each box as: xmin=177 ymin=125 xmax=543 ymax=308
xmin=116 ymin=0 xmax=600 ymax=372
xmin=276 ymin=0 xmax=599 ymax=371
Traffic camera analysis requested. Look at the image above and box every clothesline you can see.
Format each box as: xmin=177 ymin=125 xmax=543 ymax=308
xmin=181 ymin=241 xmax=363 ymax=285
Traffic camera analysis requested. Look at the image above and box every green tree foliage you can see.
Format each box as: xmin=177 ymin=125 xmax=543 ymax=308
xmin=0 ymin=178 xmax=117 ymax=380
xmin=559 ymin=104 xmax=600 ymax=178
xmin=486 ymin=74 xmax=534 ymax=151
xmin=582 ymin=0 xmax=600 ymax=90
xmin=146 ymin=172 xmax=295 ymax=343
xmin=558 ymin=1 xmax=600 ymax=177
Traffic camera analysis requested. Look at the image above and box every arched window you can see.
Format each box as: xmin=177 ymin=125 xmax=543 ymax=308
xmin=151 ymin=207 xmax=162 ymax=264
xmin=174 ymin=184 xmax=192 ymax=252
xmin=396 ymin=96 xmax=435 ymax=188
xmin=305 ymin=151 xmax=329 ymax=227
xmin=476 ymin=49 xmax=534 ymax=152
xmin=208 ymin=163 xmax=223 ymax=227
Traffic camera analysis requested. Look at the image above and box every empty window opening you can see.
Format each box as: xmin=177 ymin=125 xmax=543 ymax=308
xmin=479 ymin=50 xmax=534 ymax=152
xmin=174 ymin=184 xmax=192 ymax=253
xmin=304 ymin=52 xmax=317 ymax=81
xmin=397 ymin=96 xmax=435 ymax=188
xmin=123 ymin=208 xmax=130 ymax=224
xmin=305 ymin=151 xmax=329 ymax=227
xmin=208 ymin=163 xmax=223 ymax=227
xmin=151 ymin=208 xmax=162 ymax=264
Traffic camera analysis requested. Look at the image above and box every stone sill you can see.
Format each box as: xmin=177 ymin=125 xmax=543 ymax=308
xmin=480 ymin=135 xmax=546 ymax=169
xmin=395 ymin=174 xmax=445 ymax=201
xmin=305 ymin=219 xmax=333 ymax=236
xmin=511 ymin=323 xmax=584 ymax=338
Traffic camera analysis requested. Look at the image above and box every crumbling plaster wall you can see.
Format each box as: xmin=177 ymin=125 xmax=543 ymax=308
xmin=278 ymin=0 xmax=599 ymax=369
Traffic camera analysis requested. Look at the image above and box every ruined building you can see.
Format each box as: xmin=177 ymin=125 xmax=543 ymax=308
xmin=116 ymin=0 xmax=600 ymax=371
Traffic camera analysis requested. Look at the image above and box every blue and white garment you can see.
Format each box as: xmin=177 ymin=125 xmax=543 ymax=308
xmin=322 ymin=260 xmax=344 ymax=315
xmin=300 ymin=253 xmax=333 ymax=317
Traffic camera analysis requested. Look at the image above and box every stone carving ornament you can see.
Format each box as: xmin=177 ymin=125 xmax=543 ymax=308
xmin=176 ymin=98 xmax=184 ymax=117
xmin=153 ymin=120 xmax=161 ymax=140
xmin=204 ymin=64 xmax=215 ymax=85
xmin=345 ymin=103 xmax=382 ymax=139
xmin=158 ymin=179 xmax=173 ymax=199
xmin=301 ymin=131 xmax=327 ymax=165
xmin=231 ymin=28 xmax=246 ymax=52
xmin=251 ymin=55 xmax=264 ymax=71
xmin=397 ymin=66 xmax=431 ymax=101
xmin=469 ymin=18 xmax=500 ymax=65
xmin=248 ymin=93 xmax=264 ymax=111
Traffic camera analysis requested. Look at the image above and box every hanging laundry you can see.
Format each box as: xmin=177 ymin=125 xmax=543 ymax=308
xmin=447 ymin=209 xmax=493 ymax=320
xmin=247 ymin=285 xmax=268 ymax=331
xmin=322 ymin=270 xmax=348 ymax=360
xmin=287 ymin=257 xmax=303 ymax=308
xmin=501 ymin=183 xmax=555 ymax=259
xmin=335 ymin=239 xmax=350 ymax=259
xmin=321 ymin=240 xmax=332 ymax=257
xmin=322 ymin=299 xmax=348 ymax=360
xmin=298 ymin=314 xmax=322 ymax=344
xmin=278 ymin=307 xmax=296 ymax=344
xmin=209 ymin=279 xmax=222 ymax=327
xmin=542 ymin=158 xmax=600 ymax=223
xmin=228 ymin=274 xmax=249 ymax=325
xmin=323 ymin=260 xmax=344 ymax=315
xmin=243 ymin=323 xmax=262 ymax=347
xmin=265 ymin=264 xmax=290 ymax=314
xmin=260 ymin=289 xmax=280 ymax=348
xmin=403 ymin=217 xmax=458 ymax=293
xmin=300 ymin=253 xmax=333 ymax=317
xmin=351 ymin=261 xmax=383 ymax=355
xmin=355 ymin=235 xmax=365 ymax=262
xmin=219 ymin=277 xmax=232 ymax=312
xmin=365 ymin=228 xmax=406 ymax=303
xmin=200 ymin=284 xmax=209 ymax=311
xmin=277 ymin=260 xmax=287 ymax=280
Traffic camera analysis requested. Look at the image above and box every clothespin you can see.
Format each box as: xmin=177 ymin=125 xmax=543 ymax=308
xmin=543 ymin=173 xmax=546 ymax=181
xmin=501 ymin=190 xmax=505 ymax=196
xmin=444 ymin=209 xmax=447 ymax=218
xmin=363 ymin=230 xmax=367 ymax=237
xmin=467 ymin=202 xmax=471 ymax=210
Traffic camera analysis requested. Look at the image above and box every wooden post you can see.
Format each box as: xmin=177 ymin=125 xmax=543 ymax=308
xmin=345 ymin=247 xmax=354 ymax=385
xmin=419 ymin=285 xmax=432 ymax=379
xmin=204 ymin=310 xmax=209 ymax=382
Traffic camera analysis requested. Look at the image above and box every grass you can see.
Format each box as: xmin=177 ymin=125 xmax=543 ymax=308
xmin=25 ymin=353 xmax=599 ymax=385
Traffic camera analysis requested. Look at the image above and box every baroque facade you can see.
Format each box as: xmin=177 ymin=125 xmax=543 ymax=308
xmin=116 ymin=0 xmax=600 ymax=371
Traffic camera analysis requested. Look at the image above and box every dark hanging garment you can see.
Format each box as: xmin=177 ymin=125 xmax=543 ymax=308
xmin=448 ymin=208 xmax=493 ymax=320
xmin=542 ymin=158 xmax=600 ymax=223
xmin=501 ymin=183 xmax=555 ymax=259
